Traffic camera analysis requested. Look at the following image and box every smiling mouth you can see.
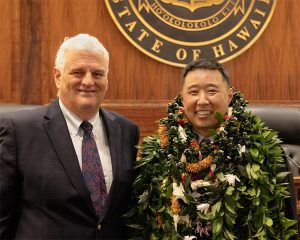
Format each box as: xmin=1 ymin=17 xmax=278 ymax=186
xmin=196 ymin=110 xmax=211 ymax=117
xmin=78 ymin=89 xmax=96 ymax=93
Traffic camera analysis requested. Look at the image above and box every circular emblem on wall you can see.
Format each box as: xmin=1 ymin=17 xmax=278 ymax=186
xmin=104 ymin=0 xmax=276 ymax=67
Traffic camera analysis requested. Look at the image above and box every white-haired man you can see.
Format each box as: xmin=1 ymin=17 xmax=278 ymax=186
xmin=0 ymin=34 xmax=139 ymax=239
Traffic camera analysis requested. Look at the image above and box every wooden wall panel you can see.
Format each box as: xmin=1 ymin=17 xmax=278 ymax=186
xmin=0 ymin=0 xmax=300 ymax=138
xmin=19 ymin=0 xmax=43 ymax=103
xmin=226 ymin=0 xmax=300 ymax=103
xmin=0 ymin=0 xmax=12 ymax=101
xmin=0 ymin=0 xmax=20 ymax=103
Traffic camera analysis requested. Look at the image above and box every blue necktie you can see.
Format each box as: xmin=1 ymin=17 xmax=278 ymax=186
xmin=81 ymin=121 xmax=107 ymax=216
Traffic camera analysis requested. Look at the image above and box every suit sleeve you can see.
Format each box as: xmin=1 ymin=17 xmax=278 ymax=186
xmin=0 ymin=118 xmax=21 ymax=239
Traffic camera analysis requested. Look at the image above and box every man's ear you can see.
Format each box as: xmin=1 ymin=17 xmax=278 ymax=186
xmin=53 ymin=68 xmax=61 ymax=88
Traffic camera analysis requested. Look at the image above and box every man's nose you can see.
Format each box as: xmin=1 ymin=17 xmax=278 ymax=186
xmin=197 ymin=93 xmax=209 ymax=105
xmin=82 ymin=73 xmax=94 ymax=86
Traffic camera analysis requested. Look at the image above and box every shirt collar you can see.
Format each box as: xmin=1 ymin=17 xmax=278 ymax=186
xmin=196 ymin=132 xmax=205 ymax=143
xmin=59 ymin=99 xmax=99 ymax=137
xmin=194 ymin=131 xmax=212 ymax=144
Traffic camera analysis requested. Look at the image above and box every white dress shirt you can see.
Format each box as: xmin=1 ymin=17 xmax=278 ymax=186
xmin=59 ymin=100 xmax=113 ymax=192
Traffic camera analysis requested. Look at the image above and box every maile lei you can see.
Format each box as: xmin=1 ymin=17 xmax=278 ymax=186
xmin=126 ymin=90 xmax=297 ymax=240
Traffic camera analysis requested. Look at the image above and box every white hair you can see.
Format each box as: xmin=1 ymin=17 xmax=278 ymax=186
xmin=55 ymin=33 xmax=109 ymax=71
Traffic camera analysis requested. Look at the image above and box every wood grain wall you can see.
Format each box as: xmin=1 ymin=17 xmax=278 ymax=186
xmin=0 ymin=0 xmax=299 ymax=138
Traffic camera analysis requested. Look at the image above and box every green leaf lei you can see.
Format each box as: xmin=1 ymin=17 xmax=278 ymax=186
xmin=127 ymin=90 xmax=297 ymax=240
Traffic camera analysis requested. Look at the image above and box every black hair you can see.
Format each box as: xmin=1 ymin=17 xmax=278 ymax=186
xmin=181 ymin=59 xmax=230 ymax=87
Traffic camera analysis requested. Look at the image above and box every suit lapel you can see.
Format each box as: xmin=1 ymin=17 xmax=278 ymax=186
xmin=100 ymin=109 xmax=121 ymax=180
xmin=100 ymin=109 xmax=122 ymax=219
xmin=43 ymin=100 xmax=95 ymax=215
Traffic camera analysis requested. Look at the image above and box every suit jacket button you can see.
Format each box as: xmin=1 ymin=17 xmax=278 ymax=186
xmin=97 ymin=224 xmax=101 ymax=230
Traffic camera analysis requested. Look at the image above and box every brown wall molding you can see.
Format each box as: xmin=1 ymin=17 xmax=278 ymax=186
xmin=103 ymin=100 xmax=300 ymax=109
xmin=102 ymin=100 xmax=169 ymax=109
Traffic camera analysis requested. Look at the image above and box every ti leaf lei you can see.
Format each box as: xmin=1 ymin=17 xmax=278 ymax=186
xmin=127 ymin=90 xmax=297 ymax=240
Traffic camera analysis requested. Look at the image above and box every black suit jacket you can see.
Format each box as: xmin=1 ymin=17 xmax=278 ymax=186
xmin=0 ymin=99 xmax=139 ymax=239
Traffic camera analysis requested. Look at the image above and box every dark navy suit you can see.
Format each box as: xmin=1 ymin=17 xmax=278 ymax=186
xmin=0 ymin=99 xmax=139 ymax=239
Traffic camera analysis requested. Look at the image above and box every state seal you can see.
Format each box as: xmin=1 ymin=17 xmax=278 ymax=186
xmin=104 ymin=0 xmax=276 ymax=67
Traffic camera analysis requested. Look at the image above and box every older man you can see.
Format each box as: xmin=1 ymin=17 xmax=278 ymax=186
xmin=0 ymin=34 xmax=139 ymax=239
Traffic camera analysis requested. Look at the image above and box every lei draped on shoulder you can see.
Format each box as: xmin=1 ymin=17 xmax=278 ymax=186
xmin=126 ymin=90 xmax=297 ymax=240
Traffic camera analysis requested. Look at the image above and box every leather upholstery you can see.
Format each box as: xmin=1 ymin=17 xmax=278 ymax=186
xmin=0 ymin=104 xmax=40 ymax=116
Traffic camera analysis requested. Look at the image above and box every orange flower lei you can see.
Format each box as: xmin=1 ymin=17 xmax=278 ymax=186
xmin=158 ymin=124 xmax=168 ymax=148
xmin=186 ymin=155 xmax=213 ymax=173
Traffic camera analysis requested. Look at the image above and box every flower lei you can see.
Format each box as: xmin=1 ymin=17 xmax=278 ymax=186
xmin=127 ymin=90 xmax=297 ymax=240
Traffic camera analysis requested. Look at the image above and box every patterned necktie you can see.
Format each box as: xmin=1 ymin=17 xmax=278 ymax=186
xmin=81 ymin=121 xmax=107 ymax=216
